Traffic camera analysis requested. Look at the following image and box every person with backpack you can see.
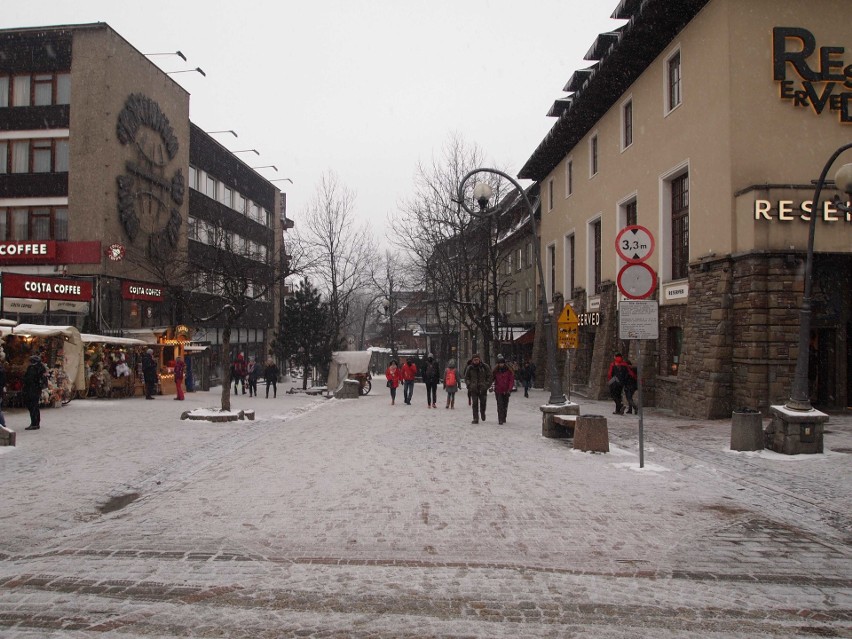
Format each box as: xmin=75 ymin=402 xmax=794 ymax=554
xmin=443 ymin=359 xmax=459 ymax=409
xmin=606 ymin=352 xmax=636 ymax=415
xmin=23 ymin=354 xmax=47 ymax=430
xmin=232 ymin=353 xmax=247 ymax=395
xmin=422 ymin=354 xmax=440 ymax=408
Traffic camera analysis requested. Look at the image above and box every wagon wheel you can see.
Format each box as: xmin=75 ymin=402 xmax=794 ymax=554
xmin=360 ymin=378 xmax=371 ymax=396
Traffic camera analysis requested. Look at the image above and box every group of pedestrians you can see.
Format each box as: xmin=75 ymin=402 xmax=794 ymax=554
xmin=384 ymin=353 xmax=520 ymax=425
xmin=231 ymin=353 xmax=280 ymax=398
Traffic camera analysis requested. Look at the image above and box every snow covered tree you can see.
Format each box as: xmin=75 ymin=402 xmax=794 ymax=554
xmin=273 ymin=278 xmax=339 ymax=390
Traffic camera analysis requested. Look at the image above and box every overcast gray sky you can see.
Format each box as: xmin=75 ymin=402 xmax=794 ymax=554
xmin=4 ymin=1 xmax=620 ymax=242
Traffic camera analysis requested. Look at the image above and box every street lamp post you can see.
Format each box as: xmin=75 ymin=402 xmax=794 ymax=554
xmin=785 ymin=143 xmax=852 ymax=412
xmin=458 ymin=168 xmax=567 ymax=406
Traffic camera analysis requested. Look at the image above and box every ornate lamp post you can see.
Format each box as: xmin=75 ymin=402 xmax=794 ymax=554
xmin=458 ymin=168 xmax=567 ymax=406
xmin=785 ymin=144 xmax=852 ymax=412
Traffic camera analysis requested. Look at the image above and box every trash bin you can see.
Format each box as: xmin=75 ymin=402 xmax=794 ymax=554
xmin=731 ymin=408 xmax=763 ymax=451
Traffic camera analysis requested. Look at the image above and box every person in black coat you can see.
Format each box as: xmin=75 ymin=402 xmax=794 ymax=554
xmin=263 ymin=358 xmax=280 ymax=398
xmin=23 ymin=355 xmax=47 ymax=430
xmin=0 ymin=352 xmax=8 ymax=428
xmin=422 ymin=355 xmax=440 ymax=408
xmin=142 ymin=349 xmax=158 ymax=399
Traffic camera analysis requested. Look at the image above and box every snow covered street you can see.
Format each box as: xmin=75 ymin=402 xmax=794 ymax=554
xmin=1 ymin=387 xmax=850 ymax=637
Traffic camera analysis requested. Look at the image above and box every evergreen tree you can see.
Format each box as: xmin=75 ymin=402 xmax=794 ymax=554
xmin=273 ymin=278 xmax=338 ymax=390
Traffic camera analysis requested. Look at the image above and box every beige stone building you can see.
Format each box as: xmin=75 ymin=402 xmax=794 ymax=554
xmin=520 ymin=0 xmax=851 ymax=416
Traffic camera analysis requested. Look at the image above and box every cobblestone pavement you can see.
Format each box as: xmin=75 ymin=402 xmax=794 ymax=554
xmin=0 ymin=388 xmax=850 ymax=637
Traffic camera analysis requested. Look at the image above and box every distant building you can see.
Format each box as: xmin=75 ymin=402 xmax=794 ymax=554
xmin=0 ymin=23 xmax=288 ymax=370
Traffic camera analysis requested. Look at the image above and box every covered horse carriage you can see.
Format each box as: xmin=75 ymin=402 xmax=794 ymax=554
xmin=326 ymin=351 xmax=373 ymax=397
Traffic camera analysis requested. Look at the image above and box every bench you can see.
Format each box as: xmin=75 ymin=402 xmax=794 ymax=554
xmin=552 ymin=414 xmax=577 ymax=437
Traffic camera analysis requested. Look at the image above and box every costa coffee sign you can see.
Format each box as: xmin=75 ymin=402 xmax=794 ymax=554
xmin=0 ymin=241 xmax=57 ymax=262
xmin=122 ymin=280 xmax=164 ymax=302
xmin=2 ymin=273 xmax=92 ymax=301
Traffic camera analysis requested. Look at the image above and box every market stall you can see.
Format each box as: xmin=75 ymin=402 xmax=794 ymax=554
xmin=80 ymin=334 xmax=150 ymax=398
xmin=0 ymin=323 xmax=85 ymax=407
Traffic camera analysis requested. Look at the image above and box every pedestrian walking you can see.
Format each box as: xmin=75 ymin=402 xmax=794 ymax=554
xmin=23 ymin=354 xmax=47 ymax=430
xmin=263 ymin=358 xmax=279 ymax=398
xmin=385 ymin=360 xmax=402 ymax=405
xmin=422 ymin=354 xmax=440 ymax=408
xmin=606 ymin=352 xmax=635 ymax=415
xmin=247 ymin=356 xmax=260 ymax=397
xmin=142 ymin=348 xmax=158 ymax=400
xmin=173 ymin=356 xmax=185 ymax=401
xmin=401 ymin=357 xmax=417 ymax=405
xmin=492 ymin=355 xmax=515 ymax=425
xmin=464 ymin=353 xmax=491 ymax=424
xmin=231 ymin=353 xmax=247 ymax=395
xmin=443 ymin=359 xmax=459 ymax=409
xmin=519 ymin=360 xmax=532 ymax=397
xmin=623 ymin=357 xmax=638 ymax=414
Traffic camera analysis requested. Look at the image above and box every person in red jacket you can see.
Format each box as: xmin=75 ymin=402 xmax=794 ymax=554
xmin=400 ymin=357 xmax=417 ymax=405
xmin=607 ymin=352 xmax=636 ymax=415
xmin=492 ymin=355 xmax=515 ymax=425
xmin=173 ymin=356 xmax=185 ymax=401
xmin=385 ymin=360 xmax=403 ymax=405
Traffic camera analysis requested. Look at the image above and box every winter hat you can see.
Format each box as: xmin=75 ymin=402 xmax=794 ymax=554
xmin=448 ymin=358 xmax=456 ymax=368
xmin=472 ymin=353 xmax=481 ymax=360
xmin=146 ymin=348 xmax=153 ymax=355
xmin=29 ymin=355 xmax=41 ymax=363
xmin=497 ymin=354 xmax=505 ymax=363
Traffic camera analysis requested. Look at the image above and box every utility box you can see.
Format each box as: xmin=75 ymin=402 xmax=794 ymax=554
xmin=730 ymin=408 xmax=763 ymax=451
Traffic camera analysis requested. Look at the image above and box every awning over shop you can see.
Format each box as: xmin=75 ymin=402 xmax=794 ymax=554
xmin=498 ymin=327 xmax=535 ymax=344
xmin=516 ymin=328 xmax=535 ymax=345
xmin=80 ymin=333 xmax=148 ymax=346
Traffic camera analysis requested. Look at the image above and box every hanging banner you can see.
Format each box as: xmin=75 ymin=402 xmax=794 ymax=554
xmin=2 ymin=298 xmax=47 ymax=313
xmin=51 ymin=300 xmax=91 ymax=314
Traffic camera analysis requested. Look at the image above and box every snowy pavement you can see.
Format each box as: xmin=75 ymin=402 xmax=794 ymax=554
xmin=0 ymin=385 xmax=850 ymax=637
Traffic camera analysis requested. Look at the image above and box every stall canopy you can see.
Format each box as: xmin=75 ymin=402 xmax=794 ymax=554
xmin=80 ymin=333 xmax=148 ymax=346
xmin=327 ymin=350 xmax=373 ymax=393
xmin=0 ymin=323 xmax=86 ymax=391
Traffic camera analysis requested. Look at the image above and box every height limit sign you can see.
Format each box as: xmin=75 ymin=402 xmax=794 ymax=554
xmin=615 ymin=225 xmax=656 ymax=300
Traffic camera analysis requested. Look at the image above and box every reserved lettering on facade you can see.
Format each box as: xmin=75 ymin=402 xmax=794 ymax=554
xmin=754 ymin=199 xmax=852 ymax=222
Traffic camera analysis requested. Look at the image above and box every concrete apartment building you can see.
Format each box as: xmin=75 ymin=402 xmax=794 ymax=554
xmin=520 ymin=0 xmax=851 ymax=417
xmin=0 ymin=23 xmax=284 ymax=365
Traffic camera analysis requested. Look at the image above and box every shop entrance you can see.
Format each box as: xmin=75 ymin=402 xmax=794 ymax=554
xmin=810 ymin=254 xmax=851 ymax=411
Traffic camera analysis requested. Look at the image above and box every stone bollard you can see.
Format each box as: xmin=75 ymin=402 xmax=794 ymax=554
xmin=540 ymin=402 xmax=580 ymax=438
xmin=573 ymin=415 xmax=609 ymax=453
xmin=730 ymin=408 xmax=763 ymax=451
xmin=335 ymin=379 xmax=361 ymax=399
xmin=0 ymin=425 xmax=15 ymax=447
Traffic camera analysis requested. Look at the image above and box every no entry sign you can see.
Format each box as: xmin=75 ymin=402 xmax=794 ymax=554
xmin=617 ymin=262 xmax=657 ymax=300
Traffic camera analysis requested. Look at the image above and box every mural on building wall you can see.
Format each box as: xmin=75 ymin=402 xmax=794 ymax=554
xmin=115 ymin=93 xmax=184 ymax=260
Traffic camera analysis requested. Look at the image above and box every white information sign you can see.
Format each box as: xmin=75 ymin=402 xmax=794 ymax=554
xmin=619 ymin=300 xmax=659 ymax=340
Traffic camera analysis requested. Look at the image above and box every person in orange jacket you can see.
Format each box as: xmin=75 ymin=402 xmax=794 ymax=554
xmin=400 ymin=357 xmax=417 ymax=405
xmin=385 ymin=360 xmax=403 ymax=405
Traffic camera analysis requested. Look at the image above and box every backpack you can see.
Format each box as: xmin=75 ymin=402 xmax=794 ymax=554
xmin=615 ymin=364 xmax=630 ymax=385
xmin=445 ymin=368 xmax=456 ymax=387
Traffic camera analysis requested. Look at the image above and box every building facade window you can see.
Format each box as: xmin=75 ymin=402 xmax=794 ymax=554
xmin=666 ymin=326 xmax=683 ymax=376
xmin=526 ymin=287 xmax=533 ymax=312
xmin=590 ymin=134 xmax=598 ymax=177
xmin=622 ymin=98 xmax=633 ymax=149
xmin=0 ymin=206 xmax=68 ymax=241
xmin=0 ymin=137 xmax=69 ymax=174
xmin=547 ymin=178 xmax=554 ymax=211
xmin=591 ymin=218 xmax=602 ymax=295
xmin=565 ymin=158 xmax=573 ymax=196
xmin=546 ymin=243 xmax=556 ymax=303
xmin=565 ymin=233 xmax=575 ymax=297
xmin=625 ymin=199 xmax=637 ymax=227
xmin=526 ymin=242 xmax=533 ymax=268
xmin=516 ymin=247 xmax=523 ymax=271
xmin=515 ymin=291 xmax=522 ymax=314
xmin=671 ymin=172 xmax=689 ymax=279
xmin=1 ymin=72 xmax=71 ymax=107
xmin=667 ymin=50 xmax=682 ymax=112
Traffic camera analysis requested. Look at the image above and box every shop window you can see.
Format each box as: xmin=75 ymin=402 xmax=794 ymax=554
xmin=667 ymin=326 xmax=683 ymax=376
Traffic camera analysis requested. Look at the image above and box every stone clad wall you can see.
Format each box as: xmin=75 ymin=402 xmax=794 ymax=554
xmin=730 ymin=254 xmax=802 ymax=413
xmin=675 ymin=259 xmax=734 ymax=419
